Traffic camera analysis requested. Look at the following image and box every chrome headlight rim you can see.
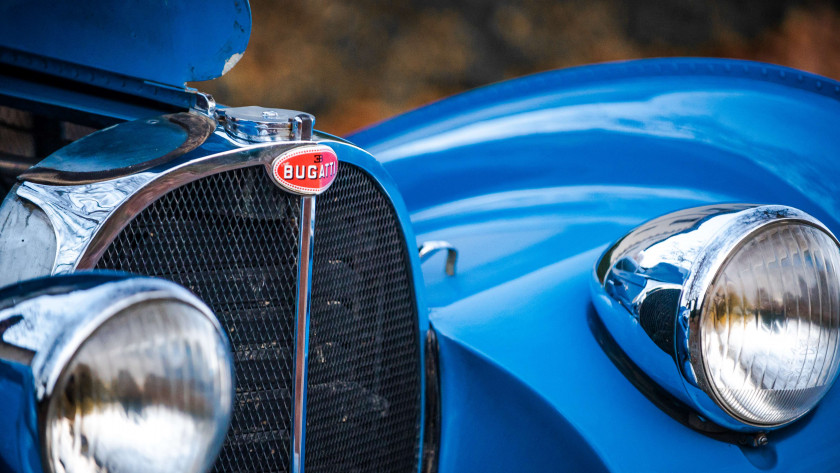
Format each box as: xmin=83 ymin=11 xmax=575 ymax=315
xmin=0 ymin=272 xmax=234 ymax=473
xmin=593 ymin=203 xmax=840 ymax=433
xmin=38 ymin=276 xmax=234 ymax=473
xmin=24 ymin=276 xmax=231 ymax=405
xmin=677 ymin=207 xmax=840 ymax=429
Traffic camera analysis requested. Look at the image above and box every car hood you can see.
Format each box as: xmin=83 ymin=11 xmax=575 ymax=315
xmin=0 ymin=0 xmax=251 ymax=86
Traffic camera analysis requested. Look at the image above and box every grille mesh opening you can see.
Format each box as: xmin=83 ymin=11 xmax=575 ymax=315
xmin=307 ymin=164 xmax=421 ymax=472
xmin=95 ymin=162 xmax=421 ymax=472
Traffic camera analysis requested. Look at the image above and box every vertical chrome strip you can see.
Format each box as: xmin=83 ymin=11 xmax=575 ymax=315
xmin=292 ymin=195 xmax=316 ymax=473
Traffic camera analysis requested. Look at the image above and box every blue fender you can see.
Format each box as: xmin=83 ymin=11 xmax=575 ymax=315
xmin=349 ymin=58 xmax=840 ymax=471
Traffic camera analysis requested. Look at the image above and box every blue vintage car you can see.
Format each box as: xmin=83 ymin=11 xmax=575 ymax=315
xmin=1 ymin=1 xmax=840 ymax=472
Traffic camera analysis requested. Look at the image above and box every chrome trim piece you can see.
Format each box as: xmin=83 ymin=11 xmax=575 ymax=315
xmin=191 ymin=90 xmax=217 ymax=116
xmin=0 ymin=109 xmax=324 ymax=279
xmin=16 ymin=174 xmax=151 ymax=275
xmin=292 ymin=196 xmax=316 ymax=473
xmin=0 ymin=113 xmax=334 ymax=468
xmin=2 ymin=117 xmax=336 ymax=472
xmin=74 ymin=141 xmax=305 ymax=269
xmin=418 ymin=241 xmax=458 ymax=276
xmin=290 ymin=110 xmax=322 ymax=472
xmin=680 ymin=207 xmax=839 ymax=428
xmin=592 ymin=204 xmax=838 ymax=432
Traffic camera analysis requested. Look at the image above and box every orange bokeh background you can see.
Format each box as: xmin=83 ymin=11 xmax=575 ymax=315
xmin=192 ymin=1 xmax=840 ymax=136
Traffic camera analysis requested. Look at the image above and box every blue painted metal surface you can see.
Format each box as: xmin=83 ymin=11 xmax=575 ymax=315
xmin=350 ymin=58 xmax=840 ymax=471
xmin=0 ymin=361 xmax=39 ymax=473
xmin=0 ymin=0 xmax=251 ymax=86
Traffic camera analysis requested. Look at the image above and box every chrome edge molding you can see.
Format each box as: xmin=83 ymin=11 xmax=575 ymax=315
xmin=16 ymin=173 xmax=153 ymax=275
xmin=291 ymin=119 xmax=318 ymax=473
xmin=591 ymin=204 xmax=836 ymax=431
xmin=680 ymin=206 xmax=838 ymax=428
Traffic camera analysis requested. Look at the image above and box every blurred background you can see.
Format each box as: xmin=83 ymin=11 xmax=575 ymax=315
xmin=191 ymin=0 xmax=840 ymax=136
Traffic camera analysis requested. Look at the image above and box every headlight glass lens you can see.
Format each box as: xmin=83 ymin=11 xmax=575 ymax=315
xmin=701 ymin=222 xmax=840 ymax=426
xmin=44 ymin=300 xmax=233 ymax=473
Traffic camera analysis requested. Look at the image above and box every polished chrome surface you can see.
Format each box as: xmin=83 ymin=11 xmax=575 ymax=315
xmin=0 ymin=111 xmax=334 ymax=471
xmin=678 ymin=207 xmax=836 ymax=390
xmin=592 ymin=204 xmax=840 ymax=431
xmin=419 ymin=240 xmax=458 ymax=276
xmin=0 ymin=274 xmax=234 ymax=473
xmin=292 ymin=196 xmax=316 ymax=473
xmin=16 ymin=174 xmax=152 ymax=275
xmin=191 ymin=90 xmax=217 ymax=116
xmin=218 ymin=106 xmax=315 ymax=143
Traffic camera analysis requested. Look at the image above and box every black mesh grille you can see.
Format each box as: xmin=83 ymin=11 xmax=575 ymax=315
xmin=307 ymin=164 xmax=421 ymax=472
xmin=96 ymin=167 xmax=300 ymax=472
xmin=94 ymin=163 xmax=421 ymax=472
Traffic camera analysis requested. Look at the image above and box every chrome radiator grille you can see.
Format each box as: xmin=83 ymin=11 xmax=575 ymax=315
xmin=95 ymin=163 xmax=421 ymax=472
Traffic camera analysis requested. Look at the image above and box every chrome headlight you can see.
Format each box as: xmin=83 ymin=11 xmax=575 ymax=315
xmin=593 ymin=204 xmax=840 ymax=431
xmin=0 ymin=273 xmax=233 ymax=473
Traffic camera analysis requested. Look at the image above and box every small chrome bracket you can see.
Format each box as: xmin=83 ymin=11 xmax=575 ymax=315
xmin=419 ymin=241 xmax=458 ymax=276
xmin=189 ymin=90 xmax=216 ymax=117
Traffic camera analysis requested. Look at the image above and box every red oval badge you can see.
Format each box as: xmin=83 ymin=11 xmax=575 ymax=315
xmin=270 ymin=145 xmax=338 ymax=195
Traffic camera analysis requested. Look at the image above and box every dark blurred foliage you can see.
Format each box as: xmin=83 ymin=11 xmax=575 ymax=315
xmin=192 ymin=0 xmax=840 ymax=135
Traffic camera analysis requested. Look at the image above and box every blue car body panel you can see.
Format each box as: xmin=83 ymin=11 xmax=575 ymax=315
xmin=349 ymin=58 xmax=840 ymax=471
xmin=0 ymin=0 xmax=251 ymax=86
